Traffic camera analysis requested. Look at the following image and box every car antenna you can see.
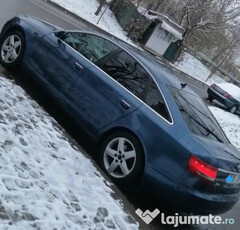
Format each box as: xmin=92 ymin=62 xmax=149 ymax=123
xmin=181 ymin=83 xmax=188 ymax=89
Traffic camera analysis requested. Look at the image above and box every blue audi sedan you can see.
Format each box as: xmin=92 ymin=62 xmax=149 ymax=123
xmin=1 ymin=15 xmax=240 ymax=214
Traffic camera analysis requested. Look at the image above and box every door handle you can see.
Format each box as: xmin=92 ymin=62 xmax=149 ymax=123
xmin=74 ymin=62 xmax=83 ymax=70
xmin=120 ymin=100 xmax=131 ymax=110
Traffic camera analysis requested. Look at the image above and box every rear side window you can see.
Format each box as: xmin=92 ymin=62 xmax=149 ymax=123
xmin=100 ymin=51 xmax=172 ymax=122
xmin=143 ymin=79 xmax=172 ymax=122
xmin=213 ymin=85 xmax=226 ymax=94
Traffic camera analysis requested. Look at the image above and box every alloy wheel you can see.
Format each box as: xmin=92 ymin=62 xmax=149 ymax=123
xmin=1 ymin=34 xmax=22 ymax=64
xmin=230 ymin=106 xmax=237 ymax=114
xmin=103 ymin=137 xmax=137 ymax=178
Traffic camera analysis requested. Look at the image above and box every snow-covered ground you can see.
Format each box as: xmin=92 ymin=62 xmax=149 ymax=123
xmin=209 ymin=106 xmax=240 ymax=152
xmin=174 ymin=52 xmax=226 ymax=85
xmin=0 ymin=76 xmax=138 ymax=230
xmin=50 ymin=0 xmax=131 ymax=43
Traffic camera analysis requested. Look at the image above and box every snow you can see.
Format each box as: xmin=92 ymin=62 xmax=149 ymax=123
xmin=218 ymin=83 xmax=240 ymax=101
xmin=209 ymin=106 xmax=240 ymax=152
xmin=0 ymin=76 xmax=138 ymax=230
xmin=49 ymin=0 xmax=132 ymax=43
xmin=161 ymin=21 xmax=182 ymax=40
xmin=138 ymin=8 xmax=183 ymax=40
xmin=174 ymin=52 xmax=226 ymax=85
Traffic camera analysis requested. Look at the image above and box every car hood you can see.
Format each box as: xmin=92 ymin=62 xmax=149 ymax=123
xmin=194 ymin=135 xmax=240 ymax=173
xmin=19 ymin=15 xmax=62 ymax=34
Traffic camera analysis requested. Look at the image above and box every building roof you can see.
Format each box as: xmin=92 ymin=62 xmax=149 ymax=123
xmin=146 ymin=10 xmax=184 ymax=40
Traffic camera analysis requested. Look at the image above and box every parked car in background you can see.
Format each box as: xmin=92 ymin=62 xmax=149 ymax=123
xmin=207 ymin=83 xmax=240 ymax=114
xmin=1 ymin=15 xmax=240 ymax=214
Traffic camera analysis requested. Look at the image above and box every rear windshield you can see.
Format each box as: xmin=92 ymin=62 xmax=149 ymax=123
xmin=213 ymin=84 xmax=226 ymax=94
xmin=168 ymin=87 xmax=228 ymax=143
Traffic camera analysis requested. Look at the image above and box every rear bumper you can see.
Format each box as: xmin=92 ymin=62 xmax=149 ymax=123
xmin=207 ymin=87 xmax=234 ymax=109
xmin=164 ymin=184 xmax=238 ymax=214
xmin=141 ymin=169 xmax=239 ymax=214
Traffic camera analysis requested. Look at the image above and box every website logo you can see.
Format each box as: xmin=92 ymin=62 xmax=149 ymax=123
xmin=136 ymin=209 xmax=235 ymax=227
xmin=135 ymin=208 xmax=160 ymax=224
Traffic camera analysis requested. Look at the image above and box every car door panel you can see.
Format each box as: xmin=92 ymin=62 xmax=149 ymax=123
xmin=67 ymin=66 xmax=142 ymax=134
xmin=28 ymin=34 xmax=92 ymax=100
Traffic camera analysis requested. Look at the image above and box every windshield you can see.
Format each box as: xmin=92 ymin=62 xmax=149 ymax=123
xmin=168 ymin=87 xmax=228 ymax=143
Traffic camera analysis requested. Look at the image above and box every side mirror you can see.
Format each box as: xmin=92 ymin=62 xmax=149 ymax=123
xmin=55 ymin=31 xmax=67 ymax=39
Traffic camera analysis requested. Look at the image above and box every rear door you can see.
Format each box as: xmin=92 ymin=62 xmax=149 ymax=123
xmin=67 ymin=49 xmax=152 ymax=134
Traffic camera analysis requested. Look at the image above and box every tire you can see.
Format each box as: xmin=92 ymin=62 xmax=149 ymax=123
xmin=207 ymin=94 xmax=214 ymax=102
xmin=229 ymin=105 xmax=237 ymax=114
xmin=0 ymin=30 xmax=25 ymax=69
xmin=100 ymin=131 xmax=144 ymax=184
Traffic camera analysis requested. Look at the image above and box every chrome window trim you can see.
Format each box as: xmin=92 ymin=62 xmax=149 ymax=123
xmin=52 ymin=31 xmax=174 ymax=125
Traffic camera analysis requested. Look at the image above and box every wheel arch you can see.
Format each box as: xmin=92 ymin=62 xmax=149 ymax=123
xmin=1 ymin=25 xmax=26 ymax=41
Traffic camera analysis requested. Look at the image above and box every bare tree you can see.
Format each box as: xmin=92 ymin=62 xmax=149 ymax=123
xmin=129 ymin=0 xmax=240 ymax=63
xmin=95 ymin=0 xmax=107 ymax=16
xmin=149 ymin=0 xmax=240 ymax=60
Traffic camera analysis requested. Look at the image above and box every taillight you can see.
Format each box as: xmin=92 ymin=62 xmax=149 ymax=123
xmin=188 ymin=155 xmax=217 ymax=182
xmin=210 ymin=84 xmax=214 ymax=88
xmin=225 ymin=93 xmax=230 ymax=99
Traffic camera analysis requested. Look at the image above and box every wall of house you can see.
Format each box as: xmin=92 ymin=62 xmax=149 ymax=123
xmin=145 ymin=24 xmax=174 ymax=55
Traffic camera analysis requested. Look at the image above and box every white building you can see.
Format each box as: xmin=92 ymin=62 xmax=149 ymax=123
xmin=141 ymin=11 xmax=184 ymax=59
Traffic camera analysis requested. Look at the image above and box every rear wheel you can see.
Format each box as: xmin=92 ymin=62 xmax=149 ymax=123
xmin=100 ymin=131 xmax=144 ymax=184
xmin=229 ymin=106 xmax=237 ymax=114
xmin=0 ymin=31 xmax=25 ymax=69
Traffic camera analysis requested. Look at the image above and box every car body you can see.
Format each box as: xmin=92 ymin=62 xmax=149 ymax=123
xmin=1 ymin=15 xmax=240 ymax=214
xmin=207 ymin=83 xmax=240 ymax=114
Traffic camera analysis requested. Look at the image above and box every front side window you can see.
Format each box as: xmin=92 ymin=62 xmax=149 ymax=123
xmin=59 ymin=32 xmax=118 ymax=63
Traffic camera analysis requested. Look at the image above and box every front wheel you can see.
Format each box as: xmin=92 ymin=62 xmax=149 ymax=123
xmin=0 ymin=31 xmax=25 ymax=69
xmin=207 ymin=94 xmax=214 ymax=102
xmin=100 ymin=132 xmax=144 ymax=184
